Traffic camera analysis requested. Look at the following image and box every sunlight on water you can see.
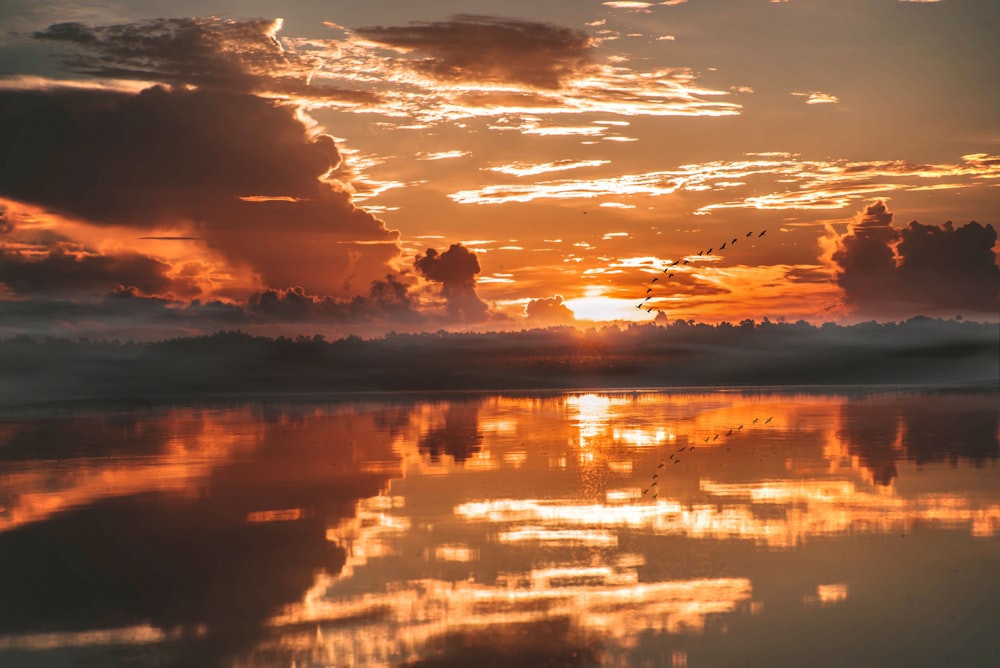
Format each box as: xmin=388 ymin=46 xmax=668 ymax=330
xmin=0 ymin=390 xmax=997 ymax=667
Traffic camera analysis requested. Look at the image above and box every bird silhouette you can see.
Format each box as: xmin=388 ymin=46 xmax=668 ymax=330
xmin=652 ymin=492 xmax=658 ymax=499
xmin=720 ymin=242 xmax=727 ymax=250
xmin=731 ymin=238 xmax=738 ymax=244
xmin=704 ymin=437 xmax=710 ymax=443
xmin=668 ymin=273 xmax=674 ymax=278
xmin=644 ymin=296 xmax=651 ymax=301
xmin=765 ymin=416 xmax=773 ymax=424
xmin=737 ymin=425 xmax=743 ymax=431
xmin=652 ymin=473 xmax=659 ymax=479
xmin=646 ymin=287 xmax=653 ymax=293
xmin=651 ymin=277 xmax=659 ymax=283
xmin=645 ymin=306 xmax=653 ymax=312
xmin=683 ymin=259 xmax=690 ymax=265
xmin=758 ymin=229 xmax=766 ymax=237
xmin=753 ymin=418 xmax=759 ymax=424
xmin=746 ymin=231 xmax=753 ymax=238
xmin=712 ymin=434 xmax=718 ymax=441
xmin=727 ymin=428 xmax=733 ymax=436
xmin=657 ymin=463 xmax=665 ymax=469
xmin=707 ymin=247 xmax=713 ymax=254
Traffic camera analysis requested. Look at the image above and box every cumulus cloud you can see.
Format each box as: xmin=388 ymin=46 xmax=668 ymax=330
xmin=0 ymin=86 xmax=400 ymax=297
xmin=414 ymin=244 xmax=489 ymax=322
xmin=525 ymin=296 xmax=577 ymax=325
xmin=248 ymin=275 xmax=417 ymax=322
xmin=830 ymin=200 xmax=1000 ymax=316
xmin=355 ymin=15 xmax=594 ymax=90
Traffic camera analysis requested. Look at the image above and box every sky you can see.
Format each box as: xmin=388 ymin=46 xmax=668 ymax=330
xmin=0 ymin=0 xmax=998 ymax=339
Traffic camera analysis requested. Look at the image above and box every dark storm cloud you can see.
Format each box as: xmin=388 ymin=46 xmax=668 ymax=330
xmin=0 ymin=86 xmax=400 ymax=296
xmin=0 ymin=86 xmax=338 ymax=224
xmin=0 ymin=243 xmax=199 ymax=297
xmin=525 ymin=295 xmax=576 ymax=325
xmin=248 ymin=275 xmax=418 ymax=322
xmin=414 ymin=244 xmax=489 ymax=322
xmin=831 ymin=200 xmax=999 ymax=315
xmin=31 ymin=17 xmax=374 ymax=103
xmin=356 ymin=15 xmax=594 ymax=90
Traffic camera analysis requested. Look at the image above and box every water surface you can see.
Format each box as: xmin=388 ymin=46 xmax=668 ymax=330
xmin=1 ymin=389 xmax=997 ymax=667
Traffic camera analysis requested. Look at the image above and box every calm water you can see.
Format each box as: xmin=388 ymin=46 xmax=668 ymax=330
xmin=0 ymin=390 xmax=998 ymax=667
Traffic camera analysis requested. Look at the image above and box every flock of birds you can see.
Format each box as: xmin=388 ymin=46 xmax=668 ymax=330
xmin=626 ymin=228 xmax=773 ymax=498
xmin=637 ymin=229 xmax=767 ymax=315
xmin=641 ymin=415 xmax=773 ymax=500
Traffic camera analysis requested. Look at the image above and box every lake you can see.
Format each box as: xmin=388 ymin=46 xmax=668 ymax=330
xmin=1 ymin=389 xmax=997 ymax=667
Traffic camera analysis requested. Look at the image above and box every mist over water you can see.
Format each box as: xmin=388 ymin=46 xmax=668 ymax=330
xmin=0 ymin=390 xmax=997 ymax=667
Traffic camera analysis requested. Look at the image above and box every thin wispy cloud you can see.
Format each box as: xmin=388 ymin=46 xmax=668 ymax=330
xmin=791 ymin=91 xmax=840 ymax=105
xmin=450 ymin=153 xmax=1000 ymax=212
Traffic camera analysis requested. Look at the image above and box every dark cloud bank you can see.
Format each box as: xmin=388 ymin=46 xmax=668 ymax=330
xmin=1 ymin=318 xmax=996 ymax=409
xmin=832 ymin=200 xmax=1000 ymax=318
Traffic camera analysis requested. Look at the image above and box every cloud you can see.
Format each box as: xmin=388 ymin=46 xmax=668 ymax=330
xmin=0 ymin=243 xmax=200 ymax=297
xmin=525 ymin=296 xmax=577 ymax=325
xmin=0 ymin=86 xmax=400 ymax=298
xmin=487 ymin=159 xmax=610 ymax=177
xmin=31 ymin=17 xmax=373 ymax=104
xmin=830 ymin=200 xmax=1000 ymax=316
xmin=248 ymin=275 xmax=418 ymax=322
xmin=355 ymin=15 xmax=594 ymax=90
xmin=314 ymin=16 xmax=740 ymax=124
xmin=791 ymin=91 xmax=840 ymax=104
xmin=449 ymin=152 xmax=1000 ymax=210
xmin=414 ymin=244 xmax=489 ymax=322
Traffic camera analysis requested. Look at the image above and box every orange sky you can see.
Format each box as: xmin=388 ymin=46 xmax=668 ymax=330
xmin=0 ymin=1 xmax=997 ymax=337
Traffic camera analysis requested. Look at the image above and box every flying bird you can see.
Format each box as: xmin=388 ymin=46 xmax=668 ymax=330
xmin=727 ymin=428 xmax=733 ymax=436
xmin=646 ymin=287 xmax=653 ymax=293
xmin=657 ymin=463 xmax=665 ymax=469
xmin=644 ymin=296 xmax=651 ymax=301
xmin=707 ymin=247 xmax=713 ymax=254
xmin=652 ymin=277 xmax=659 ymax=283
xmin=746 ymin=231 xmax=753 ymax=238
xmin=712 ymin=434 xmax=718 ymax=441
xmin=652 ymin=473 xmax=659 ymax=479
xmin=668 ymin=273 xmax=674 ymax=278
xmin=720 ymin=242 xmax=727 ymax=250
xmin=753 ymin=418 xmax=759 ymax=424
xmin=758 ymin=229 xmax=767 ymax=237
xmin=732 ymin=238 xmax=738 ymax=244
xmin=765 ymin=416 xmax=773 ymax=424
xmin=645 ymin=307 xmax=653 ymax=312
